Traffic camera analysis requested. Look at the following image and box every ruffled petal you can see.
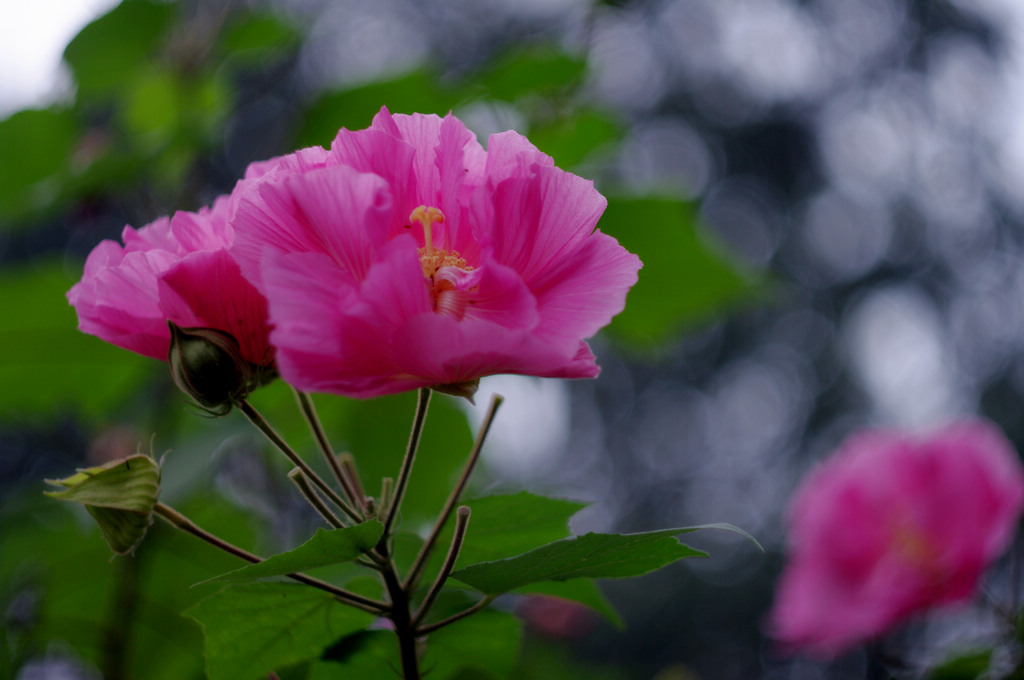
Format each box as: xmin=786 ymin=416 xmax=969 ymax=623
xmin=232 ymin=164 xmax=393 ymax=286
xmin=528 ymin=230 xmax=641 ymax=343
xmin=159 ymin=249 xmax=272 ymax=365
xmin=330 ymin=110 xmax=418 ymax=237
xmin=263 ymin=238 xmax=431 ymax=396
xmin=483 ymin=162 xmax=607 ymax=286
xmin=390 ymin=314 xmax=598 ymax=387
xmin=448 ymin=254 xmax=538 ymax=330
xmin=68 ymin=248 xmax=179 ymax=360
xmin=434 ymin=112 xmax=485 ymax=262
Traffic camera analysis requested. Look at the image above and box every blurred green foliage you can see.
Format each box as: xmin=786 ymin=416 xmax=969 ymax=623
xmin=0 ymin=0 xmax=763 ymax=678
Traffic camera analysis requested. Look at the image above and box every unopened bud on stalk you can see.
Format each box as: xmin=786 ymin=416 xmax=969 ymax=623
xmin=45 ymin=454 xmax=161 ymax=555
xmin=168 ymin=322 xmax=254 ymax=414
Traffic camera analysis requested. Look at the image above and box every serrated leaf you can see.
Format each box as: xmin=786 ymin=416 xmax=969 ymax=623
xmin=452 ymin=528 xmax=709 ymax=596
xmin=45 ymin=454 xmax=160 ymax=554
xmin=418 ymin=493 xmax=625 ymax=624
xmin=455 ymin=492 xmax=587 ymax=567
xmin=516 ymin=579 xmax=621 ymax=628
xmin=197 ymin=520 xmax=384 ymax=585
xmin=186 ymin=582 xmax=374 ymax=680
xmin=600 ymin=196 xmax=763 ymax=346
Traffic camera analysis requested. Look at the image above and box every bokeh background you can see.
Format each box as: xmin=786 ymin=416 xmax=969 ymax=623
xmin=4 ymin=0 xmax=1024 ymax=678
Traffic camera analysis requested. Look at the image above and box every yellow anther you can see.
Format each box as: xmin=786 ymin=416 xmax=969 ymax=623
xmin=409 ymin=205 xmax=446 ymax=254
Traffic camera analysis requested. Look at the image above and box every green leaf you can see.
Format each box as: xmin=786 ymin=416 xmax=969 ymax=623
xmin=599 ymin=196 xmax=762 ymax=346
xmin=45 ymin=454 xmax=159 ymax=512
xmin=313 ymin=610 xmax=522 ymax=680
xmin=123 ymin=67 xmax=180 ymax=138
xmin=186 ymin=582 xmax=374 ymax=680
xmin=454 ymin=492 xmax=587 ymax=567
xmin=515 ymin=579 xmax=620 ymax=627
xmin=220 ymin=13 xmax=301 ymax=59
xmin=313 ymin=630 xmax=394 ymax=678
xmin=0 ymin=260 xmax=153 ymax=420
xmin=417 ymin=493 xmax=626 ymax=624
xmin=423 ymin=608 xmax=522 ymax=679
xmin=927 ymin=649 xmax=991 ymax=680
xmin=63 ymin=0 xmax=176 ymax=98
xmin=340 ymin=391 xmax=473 ymax=526
xmin=45 ymin=454 xmax=160 ymax=555
xmin=197 ymin=520 xmax=383 ymax=585
xmin=452 ymin=527 xmax=710 ymax=596
xmin=0 ymin=108 xmax=78 ymax=222
xmin=466 ymin=46 xmax=585 ymax=102
xmin=528 ymin=109 xmax=624 ymax=169
xmin=296 ymin=70 xmax=458 ymax=148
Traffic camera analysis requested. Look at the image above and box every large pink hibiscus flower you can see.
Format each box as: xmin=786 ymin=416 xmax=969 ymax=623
xmin=67 ymin=195 xmax=272 ymax=367
xmin=770 ymin=419 xmax=1024 ymax=658
xmin=232 ymin=108 xmax=641 ymax=398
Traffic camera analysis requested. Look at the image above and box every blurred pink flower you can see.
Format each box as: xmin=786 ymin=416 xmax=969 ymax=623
xmin=67 ymin=196 xmax=272 ymax=366
xmin=770 ymin=419 xmax=1024 ymax=659
xmin=231 ymin=108 xmax=641 ymax=398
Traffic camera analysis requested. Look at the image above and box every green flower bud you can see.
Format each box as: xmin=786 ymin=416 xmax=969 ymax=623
xmin=167 ymin=322 xmax=254 ymax=414
xmin=45 ymin=454 xmax=161 ymax=555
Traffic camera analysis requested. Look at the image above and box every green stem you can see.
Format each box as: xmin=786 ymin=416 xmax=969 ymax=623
xmin=416 ymin=595 xmax=495 ymax=636
xmin=383 ymin=388 xmax=431 ymax=537
xmin=238 ymin=399 xmax=362 ymax=524
xmin=412 ymin=506 xmax=470 ymax=627
xmin=378 ymin=546 xmax=420 ymax=680
xmin=287 ymin=468 xmax=344 ymax=528
xmin=153 ymin=502 xmax=387 ymax=615
xmin=404 ymin=394 xmax=502 ymax=591
xmin=338 ymin=453 xmax=368 ymax=511
xmin=294 ymin=389 xmax=365 ymax=514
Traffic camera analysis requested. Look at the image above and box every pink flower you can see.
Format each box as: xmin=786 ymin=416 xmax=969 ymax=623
xmin=67 ymin=196 xmax=272 ymax=367
xmin=770 ymin=419 xmax=1024 ymax=659
xmin=231 ymin=108 xmax=641 ymax=398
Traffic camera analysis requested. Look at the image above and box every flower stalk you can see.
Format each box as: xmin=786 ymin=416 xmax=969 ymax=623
xmin=287 ymin=468 xmax=344 ymax=528
xmin=153 ymin=502 xmax=387 ymax=614
xmin=294 ymin=389 xmax=365 ymax=514
xmin=404 ymin=394 xmax=502 ymax=592
xmin=238 ymin=399 xmax=362 ymax=524
xmin=383 ymin=388 xmax=431 ymax=537
xmin=413 ymin=506 xmax=471 ymax=628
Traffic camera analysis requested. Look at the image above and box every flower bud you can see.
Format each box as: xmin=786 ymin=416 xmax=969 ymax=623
xmin=167 ymin=321 xmax=254 ymax=414
xmin=45 ymin=454 xmax=161 ymax=555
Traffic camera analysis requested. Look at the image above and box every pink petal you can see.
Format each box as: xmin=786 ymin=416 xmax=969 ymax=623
xmin=390 ymin=314 xmax=598 ymax=387
xmin=159 ymin=249 xmax=272 ymax=365
xmin=262 ymin=239 xmax=431 ymax=396
xmin=68 ymin=247 xmax=179 ymax=360
xmin=483 ymin=163 xmax=607 ymax=286
xmin=232 ymin=165 xmax=393 ymax=286
xmin=444 ymin=254 xmax=539 ymax=330
xmin=484 ymin=130 xmax=555 ymax=183
xmin=330 ymin=112 xmax=418 ymax=237
xmin=240 ymin=146 xmax=331 ymax=182
xmin=528 ymin=230 xmax=641 ymax=343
